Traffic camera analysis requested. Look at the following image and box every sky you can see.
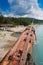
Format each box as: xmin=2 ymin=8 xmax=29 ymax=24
xmin=0 ymin=0 xmax=43 ymax=20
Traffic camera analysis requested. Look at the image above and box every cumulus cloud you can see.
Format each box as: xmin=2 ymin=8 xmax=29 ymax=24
xmin=8 ymin=0 xmax=14 ymax=4
xmin=3 ymin=0 xmax=43 ymax=20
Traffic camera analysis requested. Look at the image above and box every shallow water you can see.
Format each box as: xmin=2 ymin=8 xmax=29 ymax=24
xmin=11 ymin=32 xmax=21 ymax=37
xmin=32 ymin=25 xmax=43 ymax=65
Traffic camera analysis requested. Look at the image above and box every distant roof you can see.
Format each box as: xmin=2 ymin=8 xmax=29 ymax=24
xmin=0 ymin=24 xmax=14 ymax=27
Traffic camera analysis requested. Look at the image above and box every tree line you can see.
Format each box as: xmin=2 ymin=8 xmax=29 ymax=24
xmin=0 ymin=15 xmax=43 ymax=26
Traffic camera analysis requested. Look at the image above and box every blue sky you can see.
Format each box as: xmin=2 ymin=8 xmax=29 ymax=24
xmin=0 ymin=0 xmax=43 ymax=20
xmin=38 ymin=0 xmax=43 ymax=9
xmin=0 ymin=0 xmax=10 ymax=11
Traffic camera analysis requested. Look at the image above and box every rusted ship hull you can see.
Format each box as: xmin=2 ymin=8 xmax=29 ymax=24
xmin=0 ymin=26 xmax=36 ymax=65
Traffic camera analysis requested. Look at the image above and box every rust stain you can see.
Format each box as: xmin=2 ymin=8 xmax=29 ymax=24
xmin=0 ymin=26 xmax=36 ymax=65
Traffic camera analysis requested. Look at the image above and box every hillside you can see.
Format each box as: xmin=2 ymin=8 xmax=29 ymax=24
xmin=0 ymin=15 xmax=43 ymax=26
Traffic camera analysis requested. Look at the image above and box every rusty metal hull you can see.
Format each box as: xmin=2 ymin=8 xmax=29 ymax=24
xmin=0 ymin=26 xmax=36 ymax=65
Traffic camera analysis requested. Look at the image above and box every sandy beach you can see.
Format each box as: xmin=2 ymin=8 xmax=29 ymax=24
xmin=0 ymin=30 xmax=17 ymax=61
xmin=0 ymin=26 xmax=26 ymax=61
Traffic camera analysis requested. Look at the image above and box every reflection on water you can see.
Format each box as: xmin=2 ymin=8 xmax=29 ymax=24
xmin=32 ymin=25 xmax=43 ymax=65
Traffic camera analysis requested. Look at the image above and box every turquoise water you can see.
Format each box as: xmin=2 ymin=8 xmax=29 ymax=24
xmin=32 ymin=25 xmax=43 ymax=65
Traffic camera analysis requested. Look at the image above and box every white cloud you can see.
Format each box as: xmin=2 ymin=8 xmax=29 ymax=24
xmin=18 ymin=0 xmax=28 ymax=9
xmin=3 ymin=13 xmax=21 ymax=18
xmin=8 ymin=0 xmax=14 ymax=4
xmin=3 ymin=13 xmax=14 ymax=17
xmin=7 ymin=0 xmax=43 ymax=20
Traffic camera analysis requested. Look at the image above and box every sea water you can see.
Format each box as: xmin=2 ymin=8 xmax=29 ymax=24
xmin=32 ymin=25 xmax=43 ymax=65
